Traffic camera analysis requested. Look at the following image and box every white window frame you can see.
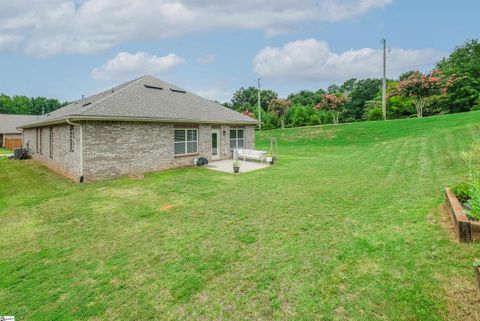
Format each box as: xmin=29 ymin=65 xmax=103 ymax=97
xmin=174 ymin=128 xmax=198 ymax=156
xmin=230 ymin=128 xmax=245 ymax=150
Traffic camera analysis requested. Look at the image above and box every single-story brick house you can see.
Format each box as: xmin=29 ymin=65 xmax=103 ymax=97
xmin=19 ymin=75 xmax=257 ymax=182
xmin=0 ymin=114 xmax=39 ymax=149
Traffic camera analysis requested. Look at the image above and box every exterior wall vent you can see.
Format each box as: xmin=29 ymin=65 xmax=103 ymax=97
xmin=144 ymin=84 xmax=163 ymax=90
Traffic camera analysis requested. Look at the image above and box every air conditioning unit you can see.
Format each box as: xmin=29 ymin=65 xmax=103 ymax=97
xmin=13 ymin=148 xmax=26 ymax=160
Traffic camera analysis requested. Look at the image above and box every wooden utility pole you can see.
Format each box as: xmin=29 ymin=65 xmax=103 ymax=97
xmin=381 ymin=38 xmax=387 ymax=120
xmin=257 ymin=78 xmax=262 ymax=131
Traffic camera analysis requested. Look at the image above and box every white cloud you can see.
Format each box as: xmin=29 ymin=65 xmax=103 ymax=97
xmin=196 ymin=54 xmax=216 ymax=64
xmin=0 ymin=0 xmax=392 ymax=56
xmin=0 ymin=34 xmax=23 ymax=50
xmin=91 ymin=52 xmax=185 ymax=80
xmin=253 ymin=39 xmax=447 ymax=82
xmin=194 ymin=85 xmax=232 ymax=102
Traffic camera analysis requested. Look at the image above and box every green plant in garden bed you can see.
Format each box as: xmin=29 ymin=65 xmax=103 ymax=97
xmin=456 ymin=143 xmax=480 ymax=220
xmin=466 ymin=183 xmax=480 ymax=220
xmin=452 ymin=181 xmax=472 ymax=203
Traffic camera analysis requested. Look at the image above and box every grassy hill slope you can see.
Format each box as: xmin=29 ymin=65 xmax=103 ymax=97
xmin=1 ymin=112 xmax=480 ymax=320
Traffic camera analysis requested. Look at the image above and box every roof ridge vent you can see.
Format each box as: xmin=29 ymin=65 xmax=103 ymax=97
xmin=144 ymin=84 xmax=163 ymax=90
xmin=170 ymin=88 xmax=186 ymax=93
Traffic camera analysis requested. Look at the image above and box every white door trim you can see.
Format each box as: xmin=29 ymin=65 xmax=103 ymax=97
xmin=211 ymin=129 xmax=220 ymax=160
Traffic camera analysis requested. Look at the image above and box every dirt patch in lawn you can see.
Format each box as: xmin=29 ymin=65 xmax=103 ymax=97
xmin=128 ymin=173 xmax=145 ymax=180
xmin=159 ymin=204 xmax=174 ymax=211
xmin=443 ymin=275 xmax=480 ymax=321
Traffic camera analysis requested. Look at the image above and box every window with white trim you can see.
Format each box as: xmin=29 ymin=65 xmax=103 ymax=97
xmin=174 ymin=129 xmax=198 ymax=155
xmin=230 ymin=129 xmax=245 ymax=150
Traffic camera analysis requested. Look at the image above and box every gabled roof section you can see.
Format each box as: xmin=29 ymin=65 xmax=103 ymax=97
xmin=20 ymin=75 xmax=257 ymax=128
xmin=0 ymin=114 xmax=40 ymax=133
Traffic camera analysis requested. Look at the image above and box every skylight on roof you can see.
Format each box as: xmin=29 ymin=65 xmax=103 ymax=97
xmin=170 ymin=88 xmax=186 ymax=94
xmin=144 ymin=84 xmax=163 ymax=90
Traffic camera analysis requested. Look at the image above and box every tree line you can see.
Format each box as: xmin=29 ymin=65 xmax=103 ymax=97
xmin=224 ymin=39 xmax=480 ymax=129
xmin=0 ymin=94 xmax=67 ymax=115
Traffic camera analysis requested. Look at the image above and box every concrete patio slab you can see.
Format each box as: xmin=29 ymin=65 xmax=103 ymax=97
xmin=204 ymin=159 xmax=270 ymax=174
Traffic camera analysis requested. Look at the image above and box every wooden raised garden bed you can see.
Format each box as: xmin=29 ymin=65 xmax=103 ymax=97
xmin=445 ymin=187 xmax=480 ymax=242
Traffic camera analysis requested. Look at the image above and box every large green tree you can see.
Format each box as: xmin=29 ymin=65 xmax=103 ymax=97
xmin=339 ymin=78 xmax=357 ymax=94
xmin=228 ymin=86 xmax=278 ymax=112
xmin=343 ymin=78 xmax=382 ymax=120
xmin=327 ymin=84 xmax=340 ymax=94
xmin=287 ymin=90 xmax=324 ymax=107
xmin=436 ymin=39 xmax=480 ymax=113
xmin=268 ymin=99 xmax=292 ymax=129
xmin=0 ymin=94 xmax=65 ymax=115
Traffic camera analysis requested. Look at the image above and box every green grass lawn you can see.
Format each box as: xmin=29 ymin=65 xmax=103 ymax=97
xmin=1 ymin=112 xmax=480 ymax=320
xmin=0 ymin=147 xmax=12 ymax=155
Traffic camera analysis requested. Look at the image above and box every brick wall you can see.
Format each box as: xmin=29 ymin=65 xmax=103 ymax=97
xmin=23 ymin=121 xmax=256 ymax=181
xmin=23 ymin=125 xmax=81 ymax=180
xmin=83 ymin=121 xmax=172 ymax=180
xmin=245 ymin=126 xmax=256 ymax=150
xmin=220 ymin=125 xmax=231 ymax=159
xmin=83 ymin=122 xmax=219 ymax=180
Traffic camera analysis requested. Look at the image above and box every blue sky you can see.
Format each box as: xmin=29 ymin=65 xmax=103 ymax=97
xmin=0 ymin=0 xmax=478 ymax=103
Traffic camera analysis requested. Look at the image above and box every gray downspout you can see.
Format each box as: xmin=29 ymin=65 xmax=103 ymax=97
xmin=66 ymin=118 xmax=84 ymax=182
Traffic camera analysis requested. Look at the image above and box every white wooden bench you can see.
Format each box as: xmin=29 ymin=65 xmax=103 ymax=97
xmin=234 ymin=149 xmax=267 ymax=163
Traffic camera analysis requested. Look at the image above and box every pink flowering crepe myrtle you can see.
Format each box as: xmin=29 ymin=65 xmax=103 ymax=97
xmin=389 ymin=70 xmax=456 ymax=118
xmin=241 ymin=110 xmax=254 ymax=118
xmin=314 ymin=93 xmax=349 ymax=124
xmin=268 ymin=99 xmax=292 ymax=129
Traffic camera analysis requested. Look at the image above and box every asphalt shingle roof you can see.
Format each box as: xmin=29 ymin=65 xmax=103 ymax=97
xmin=0 ymin=114 xmax=40 ymax=133
xmin=21 ymin=76 xmax=257 ymax=128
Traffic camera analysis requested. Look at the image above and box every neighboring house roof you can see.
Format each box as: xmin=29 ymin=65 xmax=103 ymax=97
xmin=0 ymin=114 xmax=40 ymax=134
xmin=20 ymin=75 xmax=257 ymax=128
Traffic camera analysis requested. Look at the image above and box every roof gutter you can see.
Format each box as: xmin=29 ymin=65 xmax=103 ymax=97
xmin=19 ymin=118 xmax=67 ymax=129
xmin=20 ymin=115 xmax=258 ymax=129
xmin=66 ymin=118 xmax=84 ymax=183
